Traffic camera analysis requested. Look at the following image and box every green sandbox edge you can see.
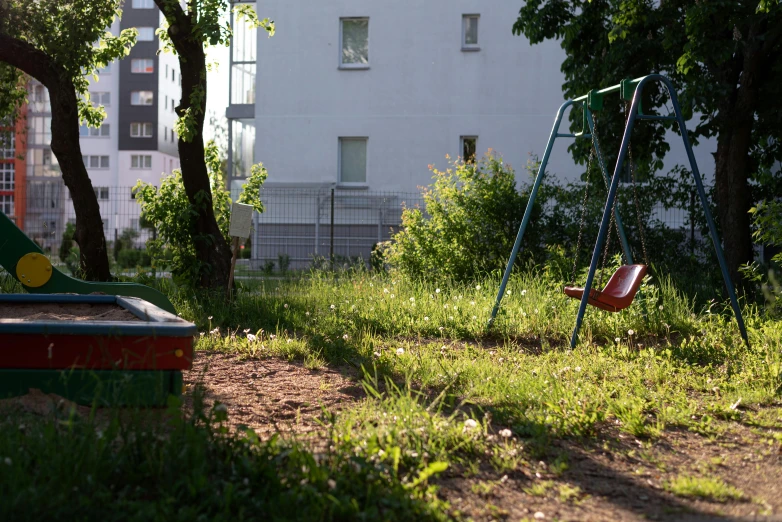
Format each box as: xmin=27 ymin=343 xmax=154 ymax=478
xmin=0 ymin=369 xmax=183 ymax=407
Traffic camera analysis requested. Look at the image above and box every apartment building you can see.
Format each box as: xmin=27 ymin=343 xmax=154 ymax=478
xmin=8 ymin=0 xmax=181 ymax=251
xmin=226 ymin=1 xmax=717 ymax=194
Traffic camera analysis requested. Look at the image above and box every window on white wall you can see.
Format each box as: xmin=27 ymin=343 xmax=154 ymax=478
xmin=340 ymin=18 xmax=369 ymax=68
xmin=79 ymin=124 xmax=110 ymax=137
xmin=90 ymin=92 xmax=111 ymax=106
xmin=132 ymin=0 xmax=154 ymax=8
xmin=131 ymin=154 xmax=152 ymax=169
xmin=131 ymin=59 xmax=154 ymax=73
xmin=82 ymin=155 xmax=109 ymax=169
xmin=339 ymin=138 xmax=367 ymax=183
xmin=130 ymin=91 xmax=154 ymax=105
xmin=461 ymin=136 xmax=477 ymax=162
xmin=94 ymin=187 xmax=109 ymax=200
xmin=130 ymin=122 xmax=153 ymax=138
xmin=136 ymin=27 xmax=155 ymax=41
xmin=462 ymin=15 xmax=479 ymax=50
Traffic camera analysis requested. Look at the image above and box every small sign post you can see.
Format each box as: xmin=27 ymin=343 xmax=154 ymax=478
xmin=227 ymin=202 xmax=253 ymax=298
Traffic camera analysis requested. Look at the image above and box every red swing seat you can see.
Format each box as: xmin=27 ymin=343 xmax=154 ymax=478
xmin=563 ymin=264 xmax=647 ymax=312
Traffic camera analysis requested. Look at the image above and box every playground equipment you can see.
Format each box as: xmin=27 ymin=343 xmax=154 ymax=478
xmin=0 ymin=212 xmax=192 ymax=406
xmin=489 ymin=74 xmax=748 ymax=349
xmin=0 ymin=294 xmax=195 ymax=406
xmin=0 ymin=211 xmax=175 ymax=314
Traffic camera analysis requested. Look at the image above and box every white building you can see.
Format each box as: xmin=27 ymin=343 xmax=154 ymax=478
xmin=227 ymin=0 xmax=716 ymax=193
xmin=224 ymin=1 xmax=717 ymax=266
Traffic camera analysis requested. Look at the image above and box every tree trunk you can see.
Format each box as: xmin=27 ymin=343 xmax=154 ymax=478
xmin=0 ymin=35 xmax=111 ymax=281
xmin=177 ymin=47 xmax=232 ymax=289
xmin=154 ymin=0 xmax=232 ymax=290
xmin=48 ymin=82 xmax=112 ymax=281
xmin=713 ymin=25 xmax=766 ymax=289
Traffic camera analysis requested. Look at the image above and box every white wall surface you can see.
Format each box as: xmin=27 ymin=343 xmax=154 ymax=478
xmin=253 ymin=0 xmax=715 ymax=192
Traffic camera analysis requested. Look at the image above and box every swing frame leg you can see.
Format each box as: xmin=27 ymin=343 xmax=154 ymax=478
xmin=569 ymin=74 xmax=749 ymax=348
xmin=489 ymin=103 xmax=633 ymax=326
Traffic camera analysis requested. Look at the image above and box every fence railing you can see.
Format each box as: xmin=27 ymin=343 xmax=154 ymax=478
xmin=10 ymin=184 xmax=699 ymax=277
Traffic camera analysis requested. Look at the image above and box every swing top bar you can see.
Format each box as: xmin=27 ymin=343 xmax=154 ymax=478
xmin=572 ymin=77 xmax=644 ymax=108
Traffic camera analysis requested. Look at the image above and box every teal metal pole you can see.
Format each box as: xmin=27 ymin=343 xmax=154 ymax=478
xmin=586 ymin=108 xmax=634 ymax=265
xmin=488 ymin=100 xmax=575 ymax=326
xmin=656 ymin=76 xmax=749 ymax=345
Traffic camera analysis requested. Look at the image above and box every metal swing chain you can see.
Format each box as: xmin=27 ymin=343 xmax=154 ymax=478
xmin=570 ymin=113 xmax=597 ymax=285
xmin=625 ymin=102 xmax=650 ymax=266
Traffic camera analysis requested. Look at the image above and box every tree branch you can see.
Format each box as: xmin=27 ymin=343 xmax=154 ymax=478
xmin=0 ymin=34 xmax=61 ymax=88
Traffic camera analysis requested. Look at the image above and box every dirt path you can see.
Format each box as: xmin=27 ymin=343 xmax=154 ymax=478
xmin=183 ymin=351 xmax=364 ymax=439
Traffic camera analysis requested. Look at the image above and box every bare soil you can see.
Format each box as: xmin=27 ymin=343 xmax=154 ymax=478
xmin=0 ymin=302 xmax=140 ymax=322
xmin=183 ymin=351 xmax=364 ymax=440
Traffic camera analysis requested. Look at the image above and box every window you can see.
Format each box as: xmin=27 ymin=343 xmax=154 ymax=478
xmin=90 ymin=92 xmax=111 ymax=106
xmin=171 ymin=129 xmax=175 ymax=142
xmin=131 ymin=59 xmax=154 ymax=73
xmin=164 ymin=126 xmax=168 ymax=141
xmin=0 ymin=162 xmax=14 ymax=190
xmin=340 ymin=18 xmax=369 ymax=68
xmin=130 ymin=122 xmax=153 ymax=138
xmin=132 ymin=0 xmax=154 ymax=8
xmin=339 ymin=138 xmax=367 ymax=183
xmin=172 ymin=68 xmax=176 ymax=82
xmin=82 ymin=155 xmax=109 ymax=169
xmin=131 ymin=154 xmax=152 ymax=169
xmin=171 ymin=99 xmax=175 ymax=112
xmin=462 ymin=15 xmax=479 ymax=50
xmin=137 ymin=27 xmax=155 ymax=41
xmin=130 ymin=91 xmax=154 ymax=105
xmin=94 ymin=187 xmax=109 ymax=200
xmin=79 ymin=124 xmax=110 ymax=137
xmin=461 ymin=136 xmax=477 ymax=162
xmin=0 ymin=194 xmax=13 ymax=215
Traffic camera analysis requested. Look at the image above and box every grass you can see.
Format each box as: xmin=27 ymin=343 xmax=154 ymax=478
xmin=664 ymin=475 xmax=745 ymax=502
xmin=1 ymin=266 xmax=781 ymax=519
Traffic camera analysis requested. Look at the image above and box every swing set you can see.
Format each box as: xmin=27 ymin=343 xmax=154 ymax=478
xmin=488 ymin=74 xmax=748 ymax=349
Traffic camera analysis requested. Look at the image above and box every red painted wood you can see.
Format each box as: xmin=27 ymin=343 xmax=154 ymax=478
xmin=0 ymin=334 xmax=193 ymax=370
xmin=564 ymin=264 xmax=647 ymax=312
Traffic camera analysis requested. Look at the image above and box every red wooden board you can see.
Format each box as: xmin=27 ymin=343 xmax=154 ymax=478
xmin=0 ymin=334 xmax=193 ymax=370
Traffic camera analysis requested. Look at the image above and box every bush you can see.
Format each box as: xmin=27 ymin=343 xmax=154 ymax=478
xmin=133 ymin=141 xmax=267 ymax=288
xmin=387 ymin=152 xmax=546 ymax=281
xmin=116 ymin=248 xmax=151 ymax=269
xmin=747 ymin=199 xmax=782 ymax=317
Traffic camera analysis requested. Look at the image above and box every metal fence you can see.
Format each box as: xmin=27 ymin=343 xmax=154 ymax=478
xmin=11 ymin=184 xmax=699 ymax=276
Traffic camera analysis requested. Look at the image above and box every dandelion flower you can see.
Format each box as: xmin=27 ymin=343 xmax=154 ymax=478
xmin=658 ymin=305 xmax=664 ymax=311
xmin=424 ymin=316 xmax=430 ymax=321
xmin=284 ymin=303 xmax=289 ymax=309
xmin=327 ymin=479 xmax=337 ymax=490
xmin=390 ymin=294 xmax=395 ymax=298
xmin=475 ymin=285 xmax=481 ymax=290
xmin=470 ymin=300 xmax=476 ymax=306
xmin=506 ymin=290 xmax=511 ymax=295
xmin=409 ymin=297 xmax=415 ymax=302
xmin=342 ymin=334 xmax=349 ymax=340
xmin=208 ymin=316 xmax=213 ymax=320
xmin=247 ymin=333 xmax=257 ymax=342
xmin=243 ymin=328 xmax=250 ymax=334
xmin=628 ymin=329 xmax=635 ymax=336
xmin=463 ymin=419 xmax=478 ymax=431
xmin=499 ymin=428 xmax=512 ymax=438
xmin=615 ymin=337 xmax=621 ymax=343
xmin=330 ymin=304 xmax=336 ymax=310
xmin=373 ymin=351 xmax=381 ymax=358
xmin=383 ymin=288 xmax=389 ymax=293
xmin=305 ymin=311 xmax=310 ymax=316
xmin=436 ymin=288 xmax=441 ymax=293
xmin=396 ymin=348 xmax=405 ymax=355
xmin=472 ymin=315 xmax=477 ymax=320
xmin=521 ymin=289 xmax=527 ymax=296
xmin=438 ymin=326 xmax=445 ymax=332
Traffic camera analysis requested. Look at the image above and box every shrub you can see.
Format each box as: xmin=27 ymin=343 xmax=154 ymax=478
xmin=387 ymin=152 xmax=546 ymax=281
xmin=134 ymin=141 xmax=267 ymax=288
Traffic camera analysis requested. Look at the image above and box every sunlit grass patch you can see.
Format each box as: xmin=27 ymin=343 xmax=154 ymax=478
xmin=664 ymin=475 xmax=744 ymax=502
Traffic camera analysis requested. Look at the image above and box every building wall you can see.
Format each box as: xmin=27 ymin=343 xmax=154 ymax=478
xmin=251 ymin=0 xmax=716 ymax=192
